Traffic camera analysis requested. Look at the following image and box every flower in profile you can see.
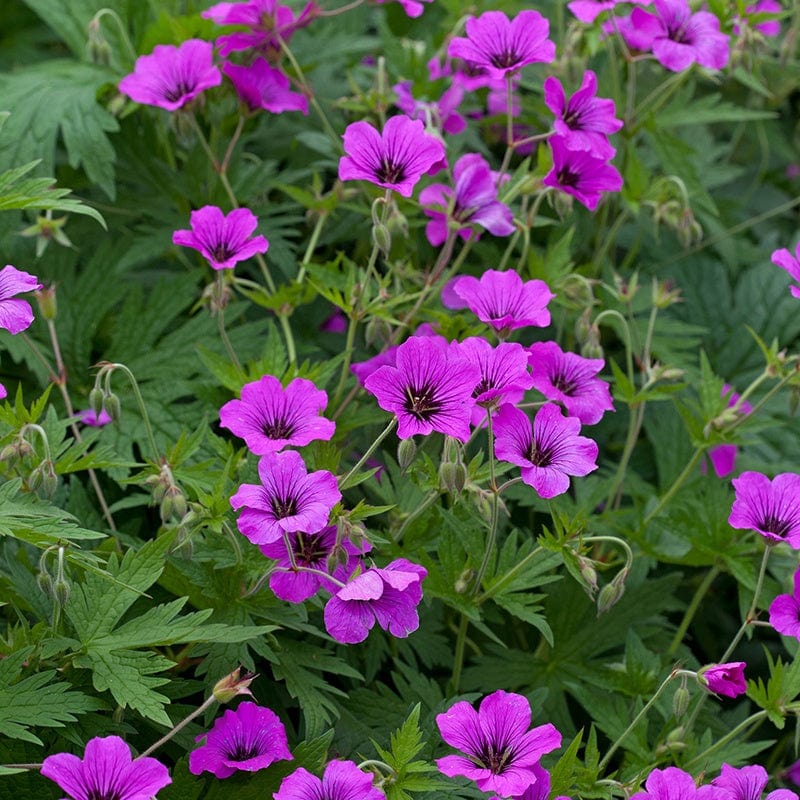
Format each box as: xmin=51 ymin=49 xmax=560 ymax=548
xmin=444 ymin=270 xmax=554 ymax=335
xmin=189 ymin=701 xmax=292 ymax=778
xmin=0 ymin=265 xmax=42 ymax=334
xmin=339 ymin=115 xmax=446 ymax=198
xmin=698 ymin=763 xmax=799 ymax=800
xmin=567 ymin=0 xmax=652 ymax=24
xmin=769 ymin=568 xmax=800 ymax=640
xmin=458 ymin=337 xmax=534 ymax=426
xmin=119 ymin=39 xmax=222 ymax=111
xmin=41 ymin=735 xmax=171 ymax=800
xmin=364 ymin=335 xmax=480 ymax=442
xmin=630 ymin=767 xmax=699 ymax=800
xmin=76 ymin=407 xmax=113 ymax=427
xmin=734 ymin=1 xmax=782 ymax=38
xmin=543 ymin=135 xmax=623 ymax=211
xmin=259 ymin=526 xmax=370 ymax=602
xmin=786 ymin=761 xmax=800 ymax=790
xmin=277 ymin=760 xmax=385 ymax=800
xmin=771 ymin=244 xmax=800 ymax=299
xmin=528 ymin=342 xmax=614 ymax=425
xmin=698 ymin=662 xmax=747 ymax=699
xmin=230 ymin=450 xmax=341 ymax=545
xmin=728 ymin=472 xmax=800 ymax=547
xmin=543 ymin=70 xmax=623 ymax=159
xmin=419 ymin=153 xmax=515 ymax=247
xmin=494 ymin=403 xmax=599 ymax=498
xmin=0 ymin=383 xmax=6 ymax=400
xmin=616 ymin=0 xmax=729 ymax=73
xmin=203 ymin=0 xmax=318 ymax=58
xmin=447 ymin=11 xmax=555 ymax=80
xmin=219 ymin=375 xmax=335 ymax=455
xmin=393 ymin=81 xmax=466 ymax=136
xmin=173 ymin=205 xmax=269 ymax=270
xmin=373 ymin=0 xmax=433 ymax=17
xmin=436 ymin=690 xmax=561 ymax=797
xmin=706 ymin=384 xmax=752 ymax=478
xmin=323 ymin=558 xmax=427 ymax=644
xmin=223 ymin=58 xmax=308 ymax=114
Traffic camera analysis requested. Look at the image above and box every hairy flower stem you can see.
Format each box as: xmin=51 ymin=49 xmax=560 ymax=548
xmin=104 ymin=363 xmax=160 ymax=463
xmin=137 ymin=694 xmax=218 ymax=759
xmin=296 ymin=212 xmax=327 ymax=284
xmin=642 ymin=448 xmax=706 ymax=526
xmin=318 ymin=0 xmax=365 ymax=16
xmin=215 ymin=274 xmax=243 ymax=373
xmin=684 ymin=709 xmax=768 ymax=771
xmin=471 ymin=411 xmax=499 ymax=595
xmin=598 ymin=668 xmax=680 ymax=773
xmin=393 ymin=489 xmax=441 ymax=543
xmin=450 ymin=614 xmax=470 ymax=694
xmin=340 ymin=418 xmax=397 ymax=490
xmin=498 ymin=73 xmax=516 ymax=179
xmin=477 ymin=546 xmax=545 ymax=606
xmin=667 ymin=565 xmax=721 ymax=655
xmin=90 ymin=9 xmax=139 ymax=62
xmin=333 ymin=312 xmax=359 ymax=408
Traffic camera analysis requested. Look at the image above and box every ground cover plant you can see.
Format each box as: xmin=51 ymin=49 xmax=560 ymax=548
xmin=1 ymin=0 xmax=800 ymax=798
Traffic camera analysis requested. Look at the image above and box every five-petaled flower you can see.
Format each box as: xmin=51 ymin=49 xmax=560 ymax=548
xmin=339 ymin=115 xmax=446 ymax=198
xmin=698 ymin=762 xmax=799 ymax=800
xmin=630 ymin=767 xmax=700 ymax=800
xmin=567 ymin=0 xmax=652 ymax=24
xmin=119 ymin=39 xmax=222 ymax=111
xmin=494 ymin=403 xmax=599 ymax=498
xmin=230 ymin=449 xmax=341 ymax=545
xmin=447 ymin=10 xmax=556 ymax=80
xmin=173 ymin=205 xmax=269 ymax=270
xmin=0 ymin=264 xmax=42 ymax=334
xmin=223 ymin=58 xmax=309 ymax=114
xmin=771 ymin=243 xmax=800 ymax=299
xmin=697 ymin=662 xmax=747 ymax=699
xmin=189 ymin=701 xmax=293 ymax=778
xmin=324 ymin=558 xmax=427 ymax=644
xmin=436 ymin=689 xmax=561 ymax=797
xmin=219 ymin=375 xmax=335 ymax=455
xmin=728 ymin=471 xmax=800 ymax=547
xmin=276 ymin=760 xmax=386 ymax=800
xmin=364 ymin=335 xmax=480 ymax=442
xmin=41 ymin=735 xmax=171 ymax=800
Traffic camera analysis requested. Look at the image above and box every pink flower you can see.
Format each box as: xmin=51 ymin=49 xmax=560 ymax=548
xmin=219 ymin=375 xmax=335 ymax=455
xmin=339 ymin=115 xmax=446 ymax=198
xmin=172 ymin=205 xmax=269 ymax=270
xmin=373 ymin=0 xmax=433 ymax=17
xmin=119 ymin=39 xmax=222 ymax=111
xmin=436 ymin=690 xmax=561 ymax=797
xmin=276 ymin=760 xmax=385 ymax=800
xmin=771 ymin=243 xmax=800 ymax=299
xmin=393 ymin=81 xmax=466 ymax=136
xmin=735 ymin=1 xmax=782 ymax=38
xmin=0 ymin=383 xmax=6 ymax=400
xmin=230 ymin=450 xmax=341 ymax=545
xmin=0 ymin=265 xmax=42 ymax=334
xmin=630 ymin=767 xmax=699 ymax=800
xmin=323 ymin=558 xmax=427 ymax=643
xmin=447 ymin=11 xmax=556 ymax=80
xmin=706 ymin=384 xmax=752 ymax=478
xmin=189 ymin=701 xmax=292 ymax=778
xmin=698 ymin=763 xmax=798 ymax=800
xmin=729 ymin=471 xmax=800 ymax=547
xmin=76 ymin=408 xmax=113 ymax=427
xmin=223 ymin=59 xmax=308 ymax=114
xmin=568 ymin=0 xmax=652 ymax=24
xmin=769 ymin=567 xmax=800 ymax=640
xmin=698 ymin=662 xmax=747 ymax=698
xmin=41 ymin=735 xmax=171 ymax=800
xmin=494 ymin=403 xmax=599 ymax=498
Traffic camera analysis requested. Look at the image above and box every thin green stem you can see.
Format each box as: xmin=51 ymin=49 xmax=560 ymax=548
xmin=684 ymin=710 xmax=768 ymax=771
xmin=594 ymin=309 xmax=634 ymax=385
xmin=216 ymin=274 xmax=242 ymax=373
xmin=497 ymin=73 xmax=516 ymax=178
xmin=319 ymin=0 xmax=365 ymax=15
xmin=108 ymin=363 xmax=160 ymax=463
xmin=642 ymin=448 xmax=706 ymax=526
xmin=333 ymin=312 xmax=359 ymax=407
xmin=138 ymin=694 xmax=218 ymax=759
xmin=296 ymin=213 xmax=327 ymax=284
xmin=450 ymin=614 xmax=470 ymax=694
xmin=667 ymin=565 xmax=721 ymax=655
xmin=728 ymin=367 xmax=797 ymax=433
xmin=478 ymin=546 xmax=545 ymax=605
xmin=340 ymin=418 xmax=397 ymax=489
xmin=277 ymin=313 xmax=297 ymax=367
xmin=20 ymin=423 xmax=52 ymax=462
xmin=393 ymin=490 xmax=440 ymax=543
xmin=91 ymin=8 xmax=138 ymax=62
xmin=471 ymin=411 xmax=499 ymax=596
xmin=221 ymin=115 xmax=246 ymax=174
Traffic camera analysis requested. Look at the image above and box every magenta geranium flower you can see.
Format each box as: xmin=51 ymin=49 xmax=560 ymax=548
xmin=543 ymin=135 xmax=623 ymax=211
xmin=458 ymin=337 xmax=534 ymax=426
xmin=447 ymin=11 xmax=556 ymax=80
xmin=769 ymin=568 xmax=800 ymax=640
xmin=189 ymin=701 xmax=292 ymax=778
xmin=419 ymin=153 xmax=515 ymax=247
xmin=494 ymin=403 xmax=599 ymax=498
xmin=568 ymin=0 xmax=652 ymax=24
xmin=230 ymin=450 xmax=341 ymax=545
xmin=76 ymin=408 xmax=113 ymax=427
xmin=706 ymin=384 xmax=752 ymax=478
xmin=373 ymin=0 xmax=433 ymax=17
xmin=339 ymin=115 xmax=446 ymax=198
xmin=364 ymin=335 xmax=480 ymax=442
xmin=259 ymin=526 xmax=370 ymax=602
xmin=698 ymin=662 xmax=747 ymax=698
xmin=172 ymin=205 xmax=269 ymax=270
xmin=617 ymin=0 xmax=729 ymax=72
xmin=543 ymin=70 xmax=623 ymax=160
xmin=729 ymin=471 xmax=800 ymax=547
xmin=771 ymin=244 xmax=800 ymax=299
xmin=630 ymin=767 xmax=700 ymax=800
xmin=119 ymin=39 xmax=222 ymax=111
xmin=0 ymin=383 xmax=6 ymax=400
xmin=0 ymin=265 xmax=42 ymax=334
xmin=436 ymin=690 xmax=561 ymax=797
xmin=323 ymin=558 xmax=427 ymax=644
xmin=528 ymin=341 xmax=614 ymax=425
xmin=41 ymin=735 xmax=171 ymax=800
xmin=276 ymin=760 xmax=385 ymax=800
xmin=445 ymin=270 xmax=554 ymax=334
xmin=350 ymin=324 xmax=441 ymax=387
xmin=393 ymin=82 xmax=466 ymax=136
xmin=219 ymin=375 xmax=335 ymax=455
xmin=735 ymin=1 xmax=782 ymax=38
xmin=698 ymin=763 xmax=798 ymax=800
xmin=203 ymin=0 xmax=318 ymax=58
xmin=223 ymin=58 xmax=308 ymax=114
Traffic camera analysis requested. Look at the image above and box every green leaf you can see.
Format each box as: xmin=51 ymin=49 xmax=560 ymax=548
xmin=655 ymin=91 xmax=777 ymax=128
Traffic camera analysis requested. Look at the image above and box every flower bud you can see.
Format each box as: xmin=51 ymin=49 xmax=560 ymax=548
xmin=576 ymin=555 xmax=599 ymax=598
xmin=37 ymin=570 xmax=54 ymax=598
xmin=213 ymin=667 xmax=257 ymax=703
xmin=672 ymin=684 xmax=690 ymax=719
xmin=371 ymin=222 xmax=392 ymax=256
xmin=326 ymin=543 xmax=348 ymax=573
xmin=35 ymin=284 xmax=57 ymax=321
xmin=103 ymin=392 xmax=121 ymax=423
xmin=89 ymin=387 xmax=105 ymax=419
xmin=596 ymin=569 xmax=627 ymax=616
xmin=454 ymin=568 xmax=474 ymax=594
xmin=439 ymin=461 xmax=468 ymax=495
xmin=54 ymin=578 xmax=71 ymax=608
xmin=28 ymin=463 xmax=44 ymax=491
xmin=397 ymin=437 xmax=416 ymax=471
xmin=160 ymin=485 xmax=186 ymax=523
xmin=41 ymin=460 xmax=58 ymax=498
xmin=364 ymin=317 xmax=392 ymax=348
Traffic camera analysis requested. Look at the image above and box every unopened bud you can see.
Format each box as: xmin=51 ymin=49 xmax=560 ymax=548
xmin=665 ymin=726 xmax=686 ymax=749
xmin=652 ymin=280 xmax=682 ymax=309
xmin=41 ymin=460 xmax=58 ymax=498
xmin=104 ymin=393 xmax=121 ymax=423
xmin=326 ymin=543 xmax=348 ymax=573
xmin=0 ymin=443 xmax=18 ymax=466
xmin=439 ymin=461 xmax=467 ymax=495
xmin=213 ymin=667 xmax=257 ymax=703
xmin=28 ymin=463 xmax=44 ymax=491
xmin=576 ymin=555 xmax=599 ymax=598
xmin=672 ymin=685 xmax=690 ymax=719
xmin=37 ymin=570 xmax=54 ymax=597
xmin=397 ymin=437 xmax=416 ymax=471
xmin=552 ymin=190 xmax=574 ymax=219
xmin=35 ymin=285 xmax=57 ymax=321
xmin=89 ymin=387 xmax=105 ymax=418
xmin=54 ymin=578 xmax=71 ymax=608
xmin=371 ymin=222 xmax=391 ymax=256
xmin=160 ymin=485 xmax=186 ymax=523
xmin=596 ymin=569 xmax=627 ymax=616
xmin=364 ymin=317 xmax=392 ymax=348
xmin=454 ymin=568 xmax=474 ymax=594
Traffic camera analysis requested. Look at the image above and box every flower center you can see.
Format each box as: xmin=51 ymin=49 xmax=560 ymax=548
xmin=375 ymin=159 xmax=406 ymax=184
xmin=295 ymin=532 xmax=328 ymax=565
xmin=403 ymin=384 xmax=442 ymax=420
xmin=271 ymin=495 xmax=298 ymax=519
xmin=87 ymin=791 xmax=122 ymax=800
xmin=212 ymin=243 xmax=234 ymax=263
xmin=759 ymin=514 xmax=792 ymax=538
xmin=528 ymin=441 xmax=553 ymax=467
xmin=489 ymin=49 xmax=520 ymax=70
xmin=473 ymin=742 xmax=514 ymax=774
xmin=551 ymin=372 xmax=577 ymax=395
xmin=556 ymin=167 xmax=580 ymax=188
xmin=226 ymin=742 xmax=262 ymax=761
xmin=165 ymin=81 xmax=192 ymax=102
xmin=263 ymin=417 xmax=295 ymax=440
